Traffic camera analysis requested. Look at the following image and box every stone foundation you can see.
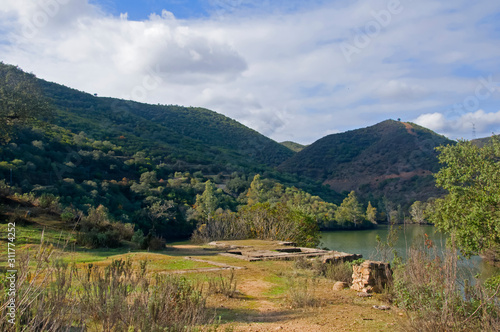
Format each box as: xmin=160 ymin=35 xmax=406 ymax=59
xmin=351 ymin=260 xmax=392 ymax=293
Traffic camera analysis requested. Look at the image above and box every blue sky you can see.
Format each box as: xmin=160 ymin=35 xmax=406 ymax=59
xmin=1 ymin=0 xmax=500 ymax=143
xmin=95 ymin=0 xmax=209 ymax=20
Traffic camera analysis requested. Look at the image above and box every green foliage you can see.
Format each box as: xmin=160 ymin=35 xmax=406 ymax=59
xmin=409 ymin=200 xmax=427 ymax=224
xmin=365 ymin=201 xmax=377 ymax=224
xmin=280 ymin=141 xmax=306 ymax=152
xmin=77 ymin=205 xmax=133 ymax=248
xmin=430 ymin=138 xmax=500 ymax=257
xmin=335 ymin=191 xmax=366 ymax=227
xmin=195 ymin=180 xmax=220 ymax=221
xmin=131 ymin=229 xmax=146 ymax=248
xmin=0 ymin=62 xmax=53 ymax=143
xmin=246 ymin=174 xmax=266 ymax=205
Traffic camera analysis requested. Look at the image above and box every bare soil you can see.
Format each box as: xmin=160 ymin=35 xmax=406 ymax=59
xmin=174 ymin=241 xmax=403 ymax=331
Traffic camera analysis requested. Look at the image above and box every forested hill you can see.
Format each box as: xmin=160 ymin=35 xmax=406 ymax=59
xmin=0 ymin=62 xmax=338 ymax=239
xmin=279 ymin=120 xmax=454 ymax=208
xmin=37 ymin=78 xmax=294 ymax=170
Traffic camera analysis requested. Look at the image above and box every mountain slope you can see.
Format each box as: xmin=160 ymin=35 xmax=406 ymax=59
xmin=279 ymin=120 xmax=454 ymax=207
xmin=280 ymin=141 xmax=306 ymax=152
xmin=37 ymin=78 xmax=293 ymax=169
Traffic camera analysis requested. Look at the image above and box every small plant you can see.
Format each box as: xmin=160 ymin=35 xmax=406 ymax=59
xmin=323 ymin=261 xmax=354 ymax=284
xmin=208 ymin=269 xmax=238 ymax=298
xmin=284 ymin=274 xmax=320 ymax=308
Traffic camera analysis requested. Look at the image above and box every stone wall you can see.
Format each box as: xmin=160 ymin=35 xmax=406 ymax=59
xmin=351 ymin=260 xmax=392 ymax=293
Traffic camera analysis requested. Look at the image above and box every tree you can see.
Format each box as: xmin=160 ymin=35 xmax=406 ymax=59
xmin=430 ymin=138 xmax=500 ymax=258
xmin=409 ymin=201 xmax=427 ymax=224
xmin=147 ymin=200 xmax=175 ymax=230
xmin=0 ymin=63 xmax=52 ymax=143
xmin=246 ymin=174 xmax=265 ymax=205
xmin=335 ymin=191 xmax=365 ymax=227
xmin=366 ymin=201 xmax=377 ymax=224
xmin=195 ymin=180 xmax=220 ymax=222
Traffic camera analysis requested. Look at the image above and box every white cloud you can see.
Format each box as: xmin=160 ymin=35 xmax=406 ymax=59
xmin=0 ymin=0 xmax=499 ymax=144
xmin=414 ymin=110 xmax=500 ymax=140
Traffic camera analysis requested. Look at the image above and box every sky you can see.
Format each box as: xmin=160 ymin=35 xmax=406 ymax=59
xmin=1 ymin=0 xmax=500 ymax=144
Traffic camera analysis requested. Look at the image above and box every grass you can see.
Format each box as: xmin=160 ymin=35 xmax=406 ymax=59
xmin=0 ymin=210 xmax=405 ymax=331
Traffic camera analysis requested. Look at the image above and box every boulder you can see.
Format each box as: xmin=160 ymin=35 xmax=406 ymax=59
xmin=332 ymin=281 xmax=349 ymax=291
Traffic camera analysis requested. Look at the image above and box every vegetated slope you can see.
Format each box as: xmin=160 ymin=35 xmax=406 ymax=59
xmin=280 ymin=141 xmax=306 ymax=152
xmin=471 ymin=135 xmax=499 ymax=148
xmin=279 ymin=120 xmax=454 ymax=207
xmin=35 ymin=75 xmax=293 ymax=170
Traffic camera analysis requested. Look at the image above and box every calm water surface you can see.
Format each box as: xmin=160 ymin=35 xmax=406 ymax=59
xmin=321 ymin=224 xmax=498 ymax=278
xmin=321 ymin=224 xmax=440 ymax=260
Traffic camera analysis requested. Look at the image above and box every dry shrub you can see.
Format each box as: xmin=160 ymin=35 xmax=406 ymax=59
xmin=191 ymin=210 xmax=250 ymax=244
xmin=0 ymin=236 xmax=214 ymax=331
xmin=294 ymin=257 xmax=353 ymax=284
xmin=208 ymin=269 xmax=238 ymax=298
xmin=285 ymin=274 xmax=321 ymax=308
xmin=0 ymin=239 xmax=78 ymax=331
xmin=393 ymin=238 xmax=500 ymax=332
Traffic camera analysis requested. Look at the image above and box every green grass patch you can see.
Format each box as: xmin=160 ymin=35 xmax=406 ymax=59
xmin=263 ymin=273 xmax=287 ymax=296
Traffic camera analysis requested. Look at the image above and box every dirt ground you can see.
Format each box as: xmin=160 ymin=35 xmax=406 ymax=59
xmin=171 ymin=242 xmax=403 ymax=331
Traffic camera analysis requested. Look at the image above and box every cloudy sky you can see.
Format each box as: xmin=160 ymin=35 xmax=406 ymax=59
xmin=1 ymin=0 xmax=500 ymax=144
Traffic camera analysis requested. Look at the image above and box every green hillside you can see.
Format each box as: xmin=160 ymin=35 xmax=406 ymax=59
xmin=280 ymin=141 xmax=306 ymax=152
xmin=0 ymin=62 xmax=340 ymax=240
xmin=279 ymin=120 xmax=454 ymax=208
xmin=471 ymin=135 xmax=500 ymax=148
xmin=38 ymin=79 xmax=293 ymax=170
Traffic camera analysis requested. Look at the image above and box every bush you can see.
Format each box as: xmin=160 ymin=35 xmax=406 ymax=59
xmin=38 ymin=193 xmax=60 ymax=212
xmin=131 ymin=229 xmax=146 ymax=248
xmin=146 ymin=235 xmax=166 ymax=251
xmin=294 ymin=257 xmax=354 ymax=284
xmin=392 ymin=240 xmax=500 ymax=332
xmin=76 ymin=205 xmax=132 ymax=248
xmin=208 ymin=269 xmax=238 ymax=298
xmin=284 ymin=274 xmax=320 ymax=308
xmin=0 ymin=240 xmax=214 ymax=332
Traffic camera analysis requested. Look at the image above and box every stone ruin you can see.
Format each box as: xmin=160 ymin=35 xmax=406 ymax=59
xmin=351 ymin=260 xmax=392 ymax=293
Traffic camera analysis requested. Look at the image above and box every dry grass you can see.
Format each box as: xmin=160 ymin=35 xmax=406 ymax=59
xmin=393 ymin=242 xmax=500 ymax=332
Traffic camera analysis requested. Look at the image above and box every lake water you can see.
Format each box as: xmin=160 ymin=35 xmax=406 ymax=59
xmin=321 ymin=224 xmax=498 ymax=279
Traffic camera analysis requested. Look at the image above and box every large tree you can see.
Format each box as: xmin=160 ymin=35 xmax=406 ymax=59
xmin=335 ymin=191 xmax=365 ymax=227
xmin=430 ymin=138 xmax=500 ymax=258
xmin=0 ymin=63 xmax=52 ymax=143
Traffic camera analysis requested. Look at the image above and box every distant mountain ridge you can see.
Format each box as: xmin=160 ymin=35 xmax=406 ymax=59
xmin=279 ymin=120 xmax=454 ymax=207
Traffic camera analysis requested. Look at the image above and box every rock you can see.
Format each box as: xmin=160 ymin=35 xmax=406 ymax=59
xmin=372 ymin=305 xmax=391 ymax=310
xmin=332 ymin=281 xmax=349 ymax=291
xmin=356 ymin=292 xmax=372 ymax=297
xmin=350 ymin=260 xmax=392 ymax=293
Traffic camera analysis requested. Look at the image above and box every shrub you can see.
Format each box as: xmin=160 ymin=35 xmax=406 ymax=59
xmin=284 ymin=274 xmax=320 ymax=308
xmin=294 ymin=257 xmax=354 ymax=284
xmin=131 ymin=229 xmax=146 ymax=248
xmin=0 ymin=240 xmax=214 ymax=331
xmin=208 ymin=269 xmax=238 ymax=298
xmin=393 ymin=240 xmax=500 ymax=332
xmin=146 ymin=235 xmax=166 ymax=251
xmin=76 ymin=205 xmax=131 ymax=248
xmin=38 ymin=193 xmax=60 ymax=212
